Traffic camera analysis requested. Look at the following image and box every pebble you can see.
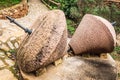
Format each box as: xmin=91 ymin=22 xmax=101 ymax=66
xmin=0 ymin=44 xmax=10 ymax=52
xmin=14 ymin=42 xmax=19 ymax=49
xmin=0 ymin=51 xmax=5 ymax=58
xmin=6 ymin=52 xmax=12 ymax=57
xmin=0 ymin=69 xmax=17 ymax=80
xmin=5 ymin=59 xmax=14 ymax=66
xmin=100 ymin=53 xmax=116 ymax=67
xmin=10 ymin=37 xmax=16 ymax=41
xmin=7 ymin=41 xmax=15 ymax=49
xmin=0 ymin=60 xmax=6 ymax=67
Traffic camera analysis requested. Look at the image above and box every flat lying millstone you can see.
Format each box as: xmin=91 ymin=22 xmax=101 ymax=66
xmin=17 ymin=10 xmax=67 ymax=73
xmin=21 ymin=56 xmax=117 ymax=80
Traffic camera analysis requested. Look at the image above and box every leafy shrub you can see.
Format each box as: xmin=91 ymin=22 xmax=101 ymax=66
xmin=43 ymin=0 xmax=120 ymax=34
xmin=114 ymin=46 xmax=120 ymax=54
xmin=67 ymin=19 xmax=76 ymax=35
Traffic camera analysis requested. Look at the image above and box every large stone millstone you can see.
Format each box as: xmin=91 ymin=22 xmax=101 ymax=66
xmin=17 ymin=10 xmax=67 ymax=72
xmin=69 ymin=14 xmax=116 ymax=54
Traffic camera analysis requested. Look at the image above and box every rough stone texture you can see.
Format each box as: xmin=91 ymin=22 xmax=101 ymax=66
xmin=0 ymin=0 xmax=49 ymax=80
xmin=21 ymin=56 xmax=117 ymax=80
xmin=0 ymin=0 xmax=49 ymax=52
xmin=69 ymin=14 xmax=116 ymax=54
xmin=0 ymin=0 xmax=117 ymax=80
xmin=0 ymin=0 xmax=28 ymax=19
xmin=17 ymin=10 xmax=67 ymax=72
xmin=0 ymin=56 xmax=16 ymax=80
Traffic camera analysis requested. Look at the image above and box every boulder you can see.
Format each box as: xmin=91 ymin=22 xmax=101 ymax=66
xmin=69 ymin=14 xmax=116 ymax=54
xmin=21 ymin=56 xmax=117 ymax=80
xmin=17 ymin=10 xmax=67 ymax=72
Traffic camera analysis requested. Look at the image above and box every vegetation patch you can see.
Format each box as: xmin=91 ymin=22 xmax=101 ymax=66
xmin=0 ymin=0 xmax=28 ymax=19
xmin=110 ymin=46 xmax=120 ymax=61
xmin=0 ymin=0 xmax=21 ymax=10
xmin=42 ymin=0 xmax=120 ymax=35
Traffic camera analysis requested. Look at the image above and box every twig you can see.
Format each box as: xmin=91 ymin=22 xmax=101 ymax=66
xmin=48 ymin=0 xmax=60 ymax=6
xmin=41 ymin=0 xmax=52 ymax=9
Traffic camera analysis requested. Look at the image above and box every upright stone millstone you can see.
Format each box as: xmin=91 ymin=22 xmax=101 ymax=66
xmin=17 ymin=10 xmax=67 ymax=72
xmin=69 ymin=14 xmax=116 ymax=54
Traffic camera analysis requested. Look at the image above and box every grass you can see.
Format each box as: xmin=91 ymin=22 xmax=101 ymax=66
xmin=111 ymin=51 xmax=120 ymax=61
xmin=0 ymin=0 xmax=21 ymax=10
xmin=67 ymin=19 xmax=76 ymax=35
xmin=111 ymin=46 xmax=120 ymax=61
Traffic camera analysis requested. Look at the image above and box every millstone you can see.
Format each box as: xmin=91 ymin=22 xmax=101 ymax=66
xmin=17 ymin=10 xmax=67 ymax=72
xmin=69 ymin=14 xmax=116 ymax=54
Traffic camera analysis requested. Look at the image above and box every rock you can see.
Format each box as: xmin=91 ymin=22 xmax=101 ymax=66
xmin=100 ymin=53 xmax=108 ymax=59
xmin=17 ymin=10 xmax=67 ymax=73
xmin=69 ymin=14 xmax=116 ymax=54
xmin=0 ymin=44 xmax=10 ymax=52
xmin=100 ymin=53 xmax=116 ymax=67
xmin=0 ymin=60 xmax=6 ymax=67
xmin=53 ymin=58 xmax=63 ymax=66
xmin=5 ymin=58 xmax=15 ymax=66
xmin=14 ymin=42 xmax=19 ymax=49
xmin=10 ymin=37 xmax=16 ymax=41
xmin=21 ymin=56 xmax=117 ymax=80
xmin=0 ymin=0 xmax=28 ymax=19
xmin=0 ymin=51 xmax=6 ymax=58
xmin=7 ymin=41 xmax=15 ymax=50
xmin=0 ymin=69 xmax=17 ymax=80
xmin=6 ymin=52 xmax=12 ymax=57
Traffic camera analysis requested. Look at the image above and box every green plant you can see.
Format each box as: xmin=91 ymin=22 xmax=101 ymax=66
xmin=114 ymin=26 xmax=120 ymax=34
xmin=114 ymin=46 xmax=120 ymax=54
xmin=8 ymin=49 xmax=16 ymax=54
xmin=43 ymin=0 xmax=120 ymax=35
xmin=43 ymin=0 xmax=79 ymax=18
xmin=67 ymin=19 xmax=75 ymax=35
xmin=0 ymin=0 xmax=21 ymax=10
